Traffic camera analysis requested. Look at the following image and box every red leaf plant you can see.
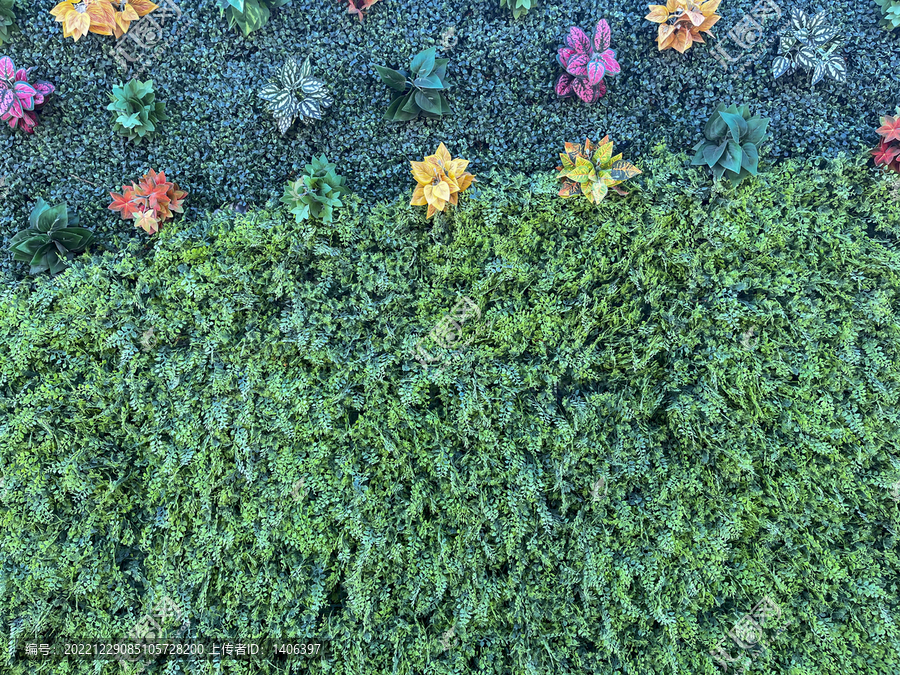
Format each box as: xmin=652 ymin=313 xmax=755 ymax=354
xmin=555 ymin=19 xmax=620 ymax=105
xmin=345 ymin=0 xmax=379 ymax=22
xmin=0 ymin=55 xmax=55 ymax=133
xmin=109 ymin=169 xmax=187 ymax=235
xmin=872 ymin=109 xmax=900 ymax=174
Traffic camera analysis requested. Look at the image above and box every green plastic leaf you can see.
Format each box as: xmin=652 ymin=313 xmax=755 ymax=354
xmin=400 ymin=89 xmax=421 ymax=114
xmin=703 ymin=140 xmax=727 ymax=168
xmin=433 ymin=58 xmax=449 ymax=80
xmin=720 ymin=140 xmax=743 ymax=174
xmin=414 ymin=74 xmax=444 ymax=90
xmin=740 ymin=142 xmax=759 ymax=175
xmin=704 ymin=105 xmax=728 ymax=141
xmin=374 ymin=65 xmax=408 ymax=92
xmin=719 ymin=111 xmax=748 ymax=143
xmin=386 ymin=92 xmax=418 ymax=121
xmin=53 ymin=227 xmax=94 ymax=251
xmin=410 ymin=47 xmax=436 ymax=78
xmin=415 ymin=89 xmax=443 ymax=115
xmin=745 ymin=117 xmax=770 ymax=144
xmin=28 ymin=198 xmax=49 ymax=230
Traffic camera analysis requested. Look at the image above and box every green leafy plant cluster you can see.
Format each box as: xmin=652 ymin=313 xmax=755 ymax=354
xmin=375 ymin=47 xmax=451 ymax=121
xmin=215 ymin=0 xmax=291 ymax=36
xmin=691 ymin=103 xmax=770 ymax=185
xmin=280 ymin=155 xmax=350 ymax=223
xmin=500 ymin=0 xmax=534 ymax=19
xmin=1 ymin=156 xmax=899 ymax=674
xmin=107 ymin=78 xmax=167 ymax=143
xmin=7 ymin=198 xmax=94 ymax=274
xmin=0 ymin=0 xmax=19 ymax=46
xmin=875 ymin=0 xmax=900 ymax=30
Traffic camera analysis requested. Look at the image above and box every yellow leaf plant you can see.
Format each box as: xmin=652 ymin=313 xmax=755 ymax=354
xmin=410 ymin=143 xmax=475 ymax=219
xmin=645 ymin=0 xmax=721 ymax=53
xmin=50 ymin=0 xmax=157 ymax=42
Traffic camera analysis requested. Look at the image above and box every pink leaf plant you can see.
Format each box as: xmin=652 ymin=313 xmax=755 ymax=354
xmin=0 ymin=56 xmax=55 ymax=133
xmin=555 ymin=19 xmax=621 ymax=105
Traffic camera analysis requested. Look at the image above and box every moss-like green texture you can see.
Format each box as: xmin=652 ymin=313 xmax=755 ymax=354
xmin=2 ymin=153 xmax=900 ymax=673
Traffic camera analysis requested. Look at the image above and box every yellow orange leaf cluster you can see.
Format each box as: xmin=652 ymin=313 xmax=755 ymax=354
xmin=645 ymin=0 xmax=721 ymax=53
xmin=410 ymin=143 xmax=475 ymax=219
xmin=50 ymin=0 xmax=157 ymax=42
xmin=556 ymin=136 xmax=641 ymax=204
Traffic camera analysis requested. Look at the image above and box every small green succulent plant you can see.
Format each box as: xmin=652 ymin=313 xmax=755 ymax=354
xmin=8 ymin=198 xmax=95 ymax=275
xmin=691 ymin=103 xmax=770 ymax=186
xmin=108 ymin=79 xmax=167 ymax=143
xmin=280 ymin=156 xmax=350 ymax=224
xmin=875 ymin=0 xmax=900 ymax=30
xmin=258 ymin=56 xmax=333 ymax=135
xmin=215 ymin=0 xmax=291 ymax=36
xmin=0 ymin=0 xmax=20 ymax=47
xmin=500 ymin=0 xmax=534 ymax=19
xmin=375 ymin=47 xmax=451 ymax=121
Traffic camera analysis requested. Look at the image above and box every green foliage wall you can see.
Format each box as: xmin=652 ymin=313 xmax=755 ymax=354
xmin=2 ymin=0 xmax=900 ymax=279
xmin=1 ymin=152 xmax=900 ymax=674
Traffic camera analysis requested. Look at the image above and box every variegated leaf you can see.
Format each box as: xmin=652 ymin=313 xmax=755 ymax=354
xmin=281 ymin=58 xmax=303 ymax=89
xmin=592 ymin=140 xmax=613 ymax=167
xmin=811 ymin=60 xmax=826 ymax=86
xmin=772 ymin=55 xmax=791 ymax=79
xmin=778 ymin=35 xmax=795 ymax=55
xmin=569 ymin=156 xmax=596 ymax=182
xmin=571 ymin=77 xmax=595 ymax=103
xmin=566 ymin=26 xmax=591 ymax=54
xmin=794 ymin=46 xmax=816 ymax=69
xmin=301 ymin=78 xmax=325 ymax=95
xmin=599 ymin=50 xmax=620 ymax=75
xmin=555 ymin=73 xmax=575 ymax=97
xmin=0 ymin=89 xmax=15 ymax=117
xmin=590 ymin=180 xmax=608 ymax=203
xmin=298 ymin=98 xmax=322 ymax=120
xmin=299 ymin=56 xmax=312 ymax=79
xmin=311 ymin=92 xmax=334 ymax=108
xmin=566 ymin=54 xmax=590 ymax=76
xmin=790 ymin=8 xmax=808 ymax=31
xmin=258 ymin=83 xmax=283 ymax=102
xmin=824 ymin=55 xmax=846 ymax=82
xmin=610 ymin=159 xmax=641 ymax=181
xmin=558 ymin=181 xmax=581 ymax=198
xmin=276 ymin=113 xmax=294 ymax=135
xmin=586 ymin=59 xmax=605 ymax=86
xmin=593 ymin=19 xmax=611 ymax=52
xmin=272 ymin=92 xmax=297 ymax=116
xmin=806 ymin=11 xmax=828 ymax=33
xmin=808 ymin=24 xmax=838 ymax=47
